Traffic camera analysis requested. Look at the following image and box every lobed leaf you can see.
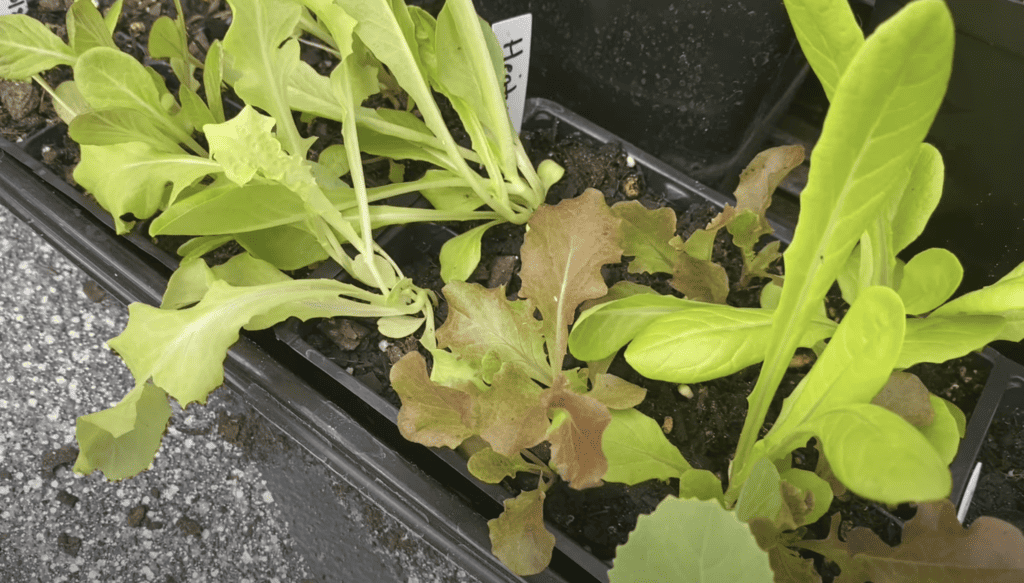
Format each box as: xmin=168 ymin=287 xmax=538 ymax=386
xmin=798 ymin=500 xmax=1024 ymax=583
xmin=390 ymin=352 xmax=475 ymax=449
xmin=609 ymin=497 xmax=773 ymax=583
xmin=544 ymin=384 xmax=611 ymax=490
xmin=74 ymin=382 xmax=171 ymax=481
xmin=111 ymin=279 xmax=408 ymax=406
xmin=222 ymin=0 xmax=307 ymax=155
xmin=677 ymin=469 xmax=724 ymax=503
xmin=610 ymin=202 xmax=679 ymax=275
xmin=436 ymin=281 xmax=549 ymax=384
xmin=519 ymin=189 xmax=623 ymax=372
xmin=74 ymin=142 xmax=219 ymax=233
xmin=471 ymin=363 xmax=548 ymax=457
xmin=487 ymin=490 xmax=555 ymax=577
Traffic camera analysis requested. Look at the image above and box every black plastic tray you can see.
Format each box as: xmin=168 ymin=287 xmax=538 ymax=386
xmin=272 ymin=98 xmax=1024 ymax=579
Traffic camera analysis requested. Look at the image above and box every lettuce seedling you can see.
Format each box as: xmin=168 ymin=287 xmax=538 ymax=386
xmin=390 ymin=189 xmax=657 ymax=575
xmin=0 ymin=0 xmax=562 ymax=480
xmin=595 ymin=1 xmax=1024 ymax=581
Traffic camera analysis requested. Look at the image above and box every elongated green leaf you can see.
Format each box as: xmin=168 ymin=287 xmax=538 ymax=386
xmin=222 ymin=0 xmax=307 ymax=155
xmin=0 ymin=15 xmax=76 ymax=79
xmin=766 ymin=287 xmax=905 ymax=447
xmin=435 ymin=0 xmax=515 ymax=176
xmin=627 ymin=306 xmax=775 ymax=383
xmin=897 ymin=247 xmax=962 ymax=315
xmin=151 ymin=182 xmax=307 ymax=235
xmin=161 ymin=254 xmax=292 ymax=310
xmin=783 ymin=0 xmax=864 ymax=100
xmin=891 ymin=143 xmax=944 ymax=253
xmin=355 ymin=119 xmax=454 ymax=170
xmin=439 ymin=220 xmax=500 ymax=283
xmin=74 ymin=382 xmax=171 ymax=481
xmin=203 ymin=40 xmax=226 ymax=124
xmin=103 ymin=0 xmax=123 ymax=35
xmin=111 ymin=279 xmax=409 ymax=405
xmin=68 ymin=0 xmax=117 ymax=54
xmin=931 ymin=274 xmax=1024 ymax=342
xmin=74 ymin=142 xmax=220 ymax=233
xmin=896 ymin=314 xmax=1005 ymax=368
xmin=235 ymin=225 xmax=329 ymax=271
xmin=602 ymin=409 xmax=690 ymax=485
xmin=736 ymin=0 xmax=955 ymax=485
xmin=609 ymin=497 xmax=773 ymax=583
xmin=338 ymin=0 xmax=435 ymax=128
xmin=625 ymin=305 xmax=836 ymax=384
xmin=568 ymin=293 xmax=696 ymax=362
xmin=74 ymin=47 xmax=169 ymax=119
xmin=68 ymin=108 xmax=182 ymax=153
xmin=777 ymin=0 xmax=954 ymax=353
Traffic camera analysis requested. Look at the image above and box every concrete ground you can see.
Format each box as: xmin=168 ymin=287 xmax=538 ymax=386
xmin=0 ymin=202 xmax=476 ymax=583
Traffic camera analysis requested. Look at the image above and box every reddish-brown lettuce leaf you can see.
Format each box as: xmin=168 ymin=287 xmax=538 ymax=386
xmin=518 ymin=188 xmax=623 ymax=372
xmin=436 ymin=281 xmax=549 ymax=383
xmin=798 ymin=500 xmax=1024 ymax=583
xmin=544 ymin=379 xmax=611 ymax=489
xmin=472 ymin=362 xmax=549 ymax=457
xmin=390 ymin=352 xmax=475 ymax=448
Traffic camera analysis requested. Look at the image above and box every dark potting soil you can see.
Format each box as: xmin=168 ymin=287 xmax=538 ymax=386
xmin=963 ymin=405 xmax=1024 ymax=533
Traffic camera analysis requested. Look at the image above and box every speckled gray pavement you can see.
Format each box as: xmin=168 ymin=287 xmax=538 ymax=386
xmin=0 ymin=202 xmax=477 ymax=582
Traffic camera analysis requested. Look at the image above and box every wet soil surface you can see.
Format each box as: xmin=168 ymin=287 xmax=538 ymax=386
xmin=964 ymin=405 xmax=1024 ymax=533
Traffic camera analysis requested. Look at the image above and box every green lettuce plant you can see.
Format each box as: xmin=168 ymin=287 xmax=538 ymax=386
xmin=561 ymin=0 xmax=1024 ymax=580
xmin=0 ymin=0 xmax=561 ymax=479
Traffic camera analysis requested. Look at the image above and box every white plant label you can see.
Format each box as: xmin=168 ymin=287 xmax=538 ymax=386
xmin=0 ymin=0 xmax=29 ymax=16
xmin=490 ymin=13 xmax=532 ymax=134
